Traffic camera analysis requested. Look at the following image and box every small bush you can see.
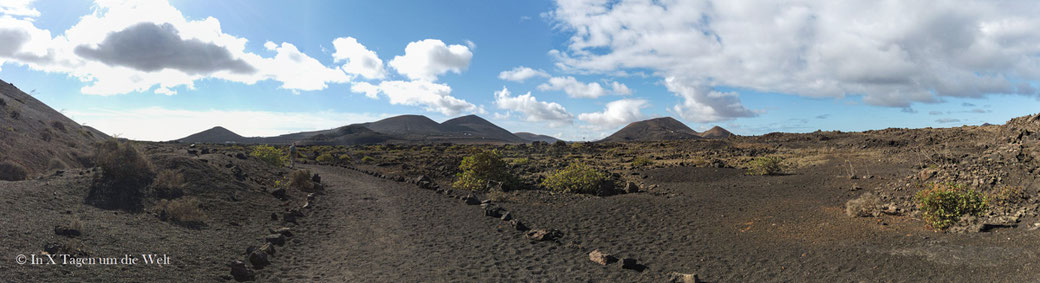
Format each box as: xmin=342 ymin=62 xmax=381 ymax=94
xmin=316 ymin=153 xmax=336 ymax=164
xmin=915 ymin=183 xmax=987 ymax=230
xmin=251 ymin=145 xmax=286 ymax=167
xmin=155 ymin=198 xmax=206 ymax=227
xmin=510 ymin=158 xmax=529 ymax=166
xmin=288 ymin=169 xmax=321 ymax=192
xmin=152 ymin=169 xmax=185 ymax=199
xmin=542 ymin=162 xmax=610 ymax=194
xmin=632 ymin=156 xmax=653 ymax=168
xmin=86 ymin=139 xmax=155 ymax=210
xmin=338 ymin=154 xmax=352 ymax=163
xmin=0 ymin=161 xmax=29 ymax=181
xmin=989 ymin=185 xmax=1026 ymax=206
xmin=845 ymin=192 xmax=880 ymax=217
xmin=746 ymin=156 xmax=784 ymax=176
xmin=47 ymin=158 xmax=68 ymax=171
xmin=453 ymin=150 xmax=516 ymax=191
xmin=361 ymin=156 xmax=376 ymax=164
xmin=51 ymin=121 xmax=67 ymax=133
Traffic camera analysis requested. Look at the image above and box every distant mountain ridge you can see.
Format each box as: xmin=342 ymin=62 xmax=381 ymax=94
xmin=600 ymin=117 xmax=735 ymax=142
xmin=176 ymin=114 xmax=550 ymax=145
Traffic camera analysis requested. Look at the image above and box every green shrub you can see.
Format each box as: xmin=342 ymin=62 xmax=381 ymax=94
xmin=338 ymin=154 xmax=352 ymax=163
xmin=87 ymin=139 xmax=155 ymax=210
xmin=453 ymin=150 xmax=516 ymax=191
xmin=0 ymin=160 xmax=29 ymax=181
xmin=746 ymin=156 xmax=784 ymax=176
xmin=510 ymin=157 xmax=529 ymax=166
xmin=316 ymin=153 xmax=336 ymax=164
xmin=915 ymin=183 xmax=987 ymax=230
xmin=251 ymin=145 xmax=286 ymax=167
xmin=632 ymin=156 xmax=653 ymax=167
xmin=361 ymin=156 xmax=376 ymax=164
xmin=542 ymin=161 xmax=609 ymax=194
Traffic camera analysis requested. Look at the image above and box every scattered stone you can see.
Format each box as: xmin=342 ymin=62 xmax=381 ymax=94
xmin=510 ymin=219 xmax=529 ymax=231
xmin=482 ymin=204 xmax=505 ymax=218
xmin=624 ymin=182 xmax=640 ymax=194
xmin=307 ymin=193 xmax=316 ymax=201
xmin=589 ymin=249 xmax=617 ymax=265
xmin=416 ymin=175 xmax=431 ymax=184
xmin=247 ymin=250 xmax=269 ymax=269
xmin=270 ymin=188 xmax=287 ymax=200
xmin=619 ymin=258 xmax=645 ymax=271
xmin=270 ymin=213 xmax=278 ymax=221
xmin=265 ymin=234 xmax=286 ymax=246
xmin=417 ymin=180 xmax=432 ymax=190
xmin=500 ymin=212 xmax=513 ymax=221
xmin=526 ymin=229 xmax=561 ymax=241
xmin=54 ymin=224 xmax=81 ymax=237
xmin=463 ymin=194 xmax=481 ymax=205
xmin=270 ymin=227 xmax=293 ymax=238
xmin=667 ymin=272 xmax=702 ymax=283
xmin=311 ymin=173 xmax=321 ymax=183
xmin=229 ymin=260 xmax=255 ymax=281
xmin=235 ymin=152 xmax=247 ymax=159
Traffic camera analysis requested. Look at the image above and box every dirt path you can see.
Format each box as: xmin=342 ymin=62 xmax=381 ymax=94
xmin=263 ymin=165 xmax=654 ymax=282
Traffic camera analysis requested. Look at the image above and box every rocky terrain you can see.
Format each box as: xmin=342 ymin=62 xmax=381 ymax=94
xmin=5 ymin=80 xmax=1040 ymax=281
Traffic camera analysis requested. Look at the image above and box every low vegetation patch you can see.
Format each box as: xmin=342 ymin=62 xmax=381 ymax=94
xmin=0 ymin=160 xmax=29 ymax=181
xmin=915 ymin=183 xmax=987 ymax=230
xmin=746 ymin=156 xmax=785 ymax=176
xmin=155 ymin=198 xmax=206 ymax=228
xmin=251 ymin=145 xmax=286 ymax=167
xmin=47 ymin=157 xmax=68 ymax=171
xmin=361 ymin=156 xmax=376 ymax=164
xmin=86 ymin=139 xmax=155 ymax=211
xmin=542 ymin=161 xmax=610 ymax=194
xmin=152 ymin=169 xmax=185 ymax=199
xmin=453 ymin=150 xmax=517 ymax=191
xmin=316 ymin=152 xmax=336 ymax=164
xmin=288 ymin=169 xmax=321 ymax=192
xmin=632 ymin=156 xmax=653 ymax=168
xmin=989 ymin=185 xmax=1026 ymax=206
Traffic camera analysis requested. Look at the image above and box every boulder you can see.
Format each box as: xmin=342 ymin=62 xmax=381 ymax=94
xmin=311 ymin=173 xmax=321 ymax=183
xmin=463 ymin=194 xmax=481 ymax=205
xmin=270 ymin=227 xmax=293 ymax=238
xmin=229 ymin=260 xmax=255 ymax=281
xmin=619 ymin=258 xmax=645 ymax=271
xmin=483 ymin=204 xmax=505 ymax=218
xmin=247 ymin=250 xmax=269 ymax=269
xmin=416 ymin=175 xmax=431 ymax=184
xmin=624 ymin=182 xmax=640 ymax=194
xmin=589 ymin=249 xmax=617 ymax=265
xmin=270 ymin=188 xmax=287 ymax=200
xmin=500 ymin=212 xmax=513 ymax=221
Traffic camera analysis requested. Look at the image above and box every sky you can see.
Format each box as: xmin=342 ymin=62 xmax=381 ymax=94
xmin=1 ymin=0 xmax=1039 ymax=141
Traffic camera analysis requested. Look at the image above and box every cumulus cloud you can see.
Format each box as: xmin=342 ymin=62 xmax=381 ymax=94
xmin=68 ymin=107 xmax=389 ymax=141
xmin=0 ymin=0 xmax=349 ymax=95
xmin=493 ymin=86 xmax=573 ymax=126
xmin=348 ymin=80 xmax=481 ymax=116
xmin=388 ymin=39 xmax=472 ymax=81
xmin=577 ymin=99 xmax=649 ymax=128
xmin=74 ymin=22 xmax=255 ymax=74
xmin=551 ymin=0 xmax=1040 ymax=120
xmin=665 ymin=77 xmax=756 ymax=122
xmin=332 ymin=36 xmax=386 ymax=80
xmin=0 ymin=0 xmax=39 ymax=17
xmin=498 ymin=66 xmax=549 ymax=82
xmin=537 ymin=76 xmax=629 ymax=98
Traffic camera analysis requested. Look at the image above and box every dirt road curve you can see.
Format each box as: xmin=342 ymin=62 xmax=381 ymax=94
xmin=263 ymin=165 xmax=652 ymax=282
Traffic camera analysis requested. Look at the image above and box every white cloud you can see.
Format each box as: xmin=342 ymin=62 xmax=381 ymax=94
xmin=0 ymin=0 xmax=40 ymax=17
xmin=498 ymin=66 xmax=549 ymax=82
xmin=0 ymin=0 xmax=349 ymax=95
xmin=665 ymin=77 xmax=756 ymax=122
xmin=551 ymin=0 xmax=1040 ymax=120
xmin=577 ymin=99 xmax=649 ymax=129
xmin=331 ymin=36 xmax=386 ymax=80
xmin=388 ymin=39 xmax=472 ymax=81
xmin=348 ymin=80 xmax=481 ymax=116
xmin=536 ymin=76 xmax=630 ymax=98
xmin=493 ymin=86 xmax=572 ymax=126
xmin=68 ymin=107 xmax=390 ymax=141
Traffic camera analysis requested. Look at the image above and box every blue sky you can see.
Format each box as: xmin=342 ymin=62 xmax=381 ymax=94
xmin=0 ymin=0 xmax=1038 ymax=141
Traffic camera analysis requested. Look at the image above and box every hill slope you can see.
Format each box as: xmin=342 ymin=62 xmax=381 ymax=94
xmin=178 ymin=126 xmax=248 ymax=144
xmin=515 ymin=132 xmax=561 ymax=143
xmin=700 ymin=126 xmax=735 ymax=139
xmin=0 ymin=79 xmax=108 ymax=176
xmin=600 ymin=117 xmax=701 ymax=142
